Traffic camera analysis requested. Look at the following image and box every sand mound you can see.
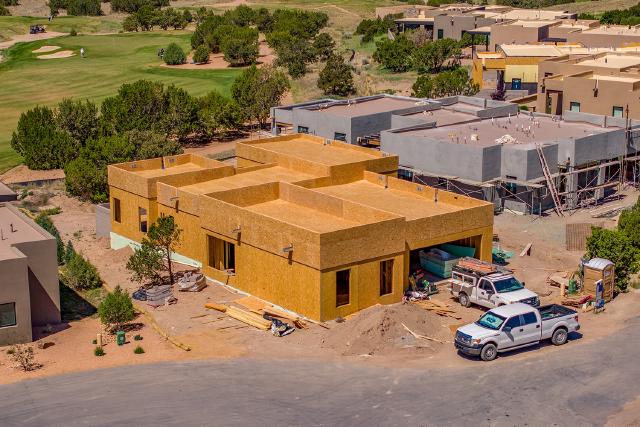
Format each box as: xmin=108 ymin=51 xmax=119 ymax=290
xmin=321 ymin=303 xmax=451 ymax=356
xmin=38 ymin=50 xmax=75 ymax=59
xmin=32 ymin=45 xmax=60 ymax=53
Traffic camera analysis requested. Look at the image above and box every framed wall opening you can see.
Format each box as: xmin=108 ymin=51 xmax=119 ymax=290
xmin=208 ymin=235 xmax=236 ymax=272
xmin=113 ymin=198 xmax=121 ymax=223
xmin=336 ymin=269 xmax=350 ymax=307
xmin=380 ymin=259 xmax=394 ymax=296
xmin=138 ymin=207 xmax=148 ymax=233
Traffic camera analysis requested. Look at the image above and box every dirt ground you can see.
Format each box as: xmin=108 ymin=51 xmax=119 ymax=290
xmin=0 ymin=31 xmax=67 ymax=50
xmin=2 ymin=181 xmax=639 ymax=385
xmin=162 ymin=38 xmax=275 ymax=70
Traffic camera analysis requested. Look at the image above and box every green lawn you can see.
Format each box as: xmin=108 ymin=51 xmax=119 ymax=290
xmin=0 ymin=31 xmax=243 ymax=173
xmin=0 ymin=16 xmax=122 ymax=42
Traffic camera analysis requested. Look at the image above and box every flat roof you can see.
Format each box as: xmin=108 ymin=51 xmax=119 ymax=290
xmin=180 ymin=166 xmax=318 ymax=195
xmin=396 ymin=114 xmax=618 ymax=147
xmin=245 ymin=199 xmax=362 ymax=233
xmin=509 ymin=20 xmax=558 ymax=28
xmin=577 ymin=54 xmax=640 ymax=69
xmin=252 ymin=137 xmax=385 ymax=166
xmin=498 ymin=10 xmax=570 ymax=20
xmin=588 ymin=74 xmax=640 ymax=83
xmin=582 ymin=26 xmax=640 ymax=36
xmin=315 ymin=180 xmax=465 ymax=221
xmin=312 ymin=97 xmax=422 ymax=117
xmin=0 ymin=204 xmax=49 ymax=261
xmin=499 ymin=44 xmax=563 ymax=57
xmin=401 ymin=108 xmax=478 ymax=126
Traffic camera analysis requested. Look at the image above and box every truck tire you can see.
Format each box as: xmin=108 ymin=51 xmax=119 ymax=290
xmin=459 ymin=293 xmax=471 ymax=308
xmin=480 ymin=343 xmax=498 ymax=361
xmin=551 ymin=327 xmax=568 ymax=346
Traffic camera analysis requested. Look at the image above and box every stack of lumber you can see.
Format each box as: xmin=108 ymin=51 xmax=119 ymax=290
xmin=205 ymin=303 xmax=272 ymax=330
xmin=456 ymin=258 xmax=495 ymax=275
xmin=235 ymin=296 xmax=312 ymax=329
xmin=419 ymin=249 xmax=459 ymax=279
xmin=561 ymin=295 xmax=591 ymax=308
xmin=412 ymin=299 xmax=462 ymax=320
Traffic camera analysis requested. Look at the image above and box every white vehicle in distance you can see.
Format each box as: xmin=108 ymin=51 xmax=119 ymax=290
xmin=454 ymin=303 xmax=580 ymax=361
xmin=449 ymin=258 xmax=539 ymax=309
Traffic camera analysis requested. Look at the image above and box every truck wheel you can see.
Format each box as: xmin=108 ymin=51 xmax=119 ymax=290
xmin=480 ymin=343 xmax=498 ymax=361
xmin=551 ymin=328 xmax=568 ymax=346
xmin=459 ymin=293 xmax=471 ymax=308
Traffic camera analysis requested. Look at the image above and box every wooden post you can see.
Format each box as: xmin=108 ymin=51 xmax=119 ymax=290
xmin=97 ymin=333 xmax=102 ymax=347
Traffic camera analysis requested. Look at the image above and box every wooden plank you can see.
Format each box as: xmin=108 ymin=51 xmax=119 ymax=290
xmin=204 ymin=303 xmax=227 ymax=313
xmin=520 ymin=242 xmax=532 ymax=257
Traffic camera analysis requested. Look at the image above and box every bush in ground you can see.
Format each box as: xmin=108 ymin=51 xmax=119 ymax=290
xmin=94 ymin=346 xmax=105 ymax=356
xmin=317 ymin=54 xmax=355 ymax=96
xmin=412 ymin=67 xmax=478 ymax=98
xmin=373 ymin=34 xmax=414 ymax=73
xmin=62 ymin=250 xmax=103 ymax=290
xmin=134 ymin=346 xmax=145 ymax=354
xmin=98 ymin=286 xmax=136 ymax=332
xmin=586 ymin=227 xmax=640 ymax=292
xmin=9 ymin=345 xmax=41 ymax=371
xmin=35 ymin=214 xmax=64 ymax=265
xmin=192 ymin=44 xmax=210 ymax=64
xmin=163 ymin=42 xmax=186 ymax=65
xmin=0 ymin=5 xmax=10 ymax=15
xmin=618 ymin=197 xmax=640 ymax=247
xmin=65 ymin=0 xmax=102 ymax=16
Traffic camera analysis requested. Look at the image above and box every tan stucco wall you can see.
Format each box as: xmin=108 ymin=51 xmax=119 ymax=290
xmin=0 ymin=254 xmax=33 ymax=345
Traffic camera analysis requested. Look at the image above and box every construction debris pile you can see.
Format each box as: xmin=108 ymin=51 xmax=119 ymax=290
xmin=132 ymin=284 xmax=176 ymax=306
xmin=178 ymin=271 xmax=206 ymax=292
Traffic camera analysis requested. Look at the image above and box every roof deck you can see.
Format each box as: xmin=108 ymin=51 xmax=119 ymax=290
xmin=179 ymin=166 xmax=319 ymax=195
xmin=396 ymin=114 xmax=618 ymax=146
xmin=582 ymin=25 xmax=640 ymax=36
xmin=249 ymin=136 xmax=388 ymax=166
xmin=310 ymin=96 xmax=422 ymax=117
xmin=577 ymin=54 xmax=640 ymax=69
xmin=315 ymin=180 xmax=462 ymax=221
xmin=112 ymin=154 xmax=226 ymax=179
xmin=401 ymin=108 xmax=479 ymax=126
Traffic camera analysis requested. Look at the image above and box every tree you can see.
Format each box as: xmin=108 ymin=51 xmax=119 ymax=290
xmin=231 ymin=65 xmax=289 ymax=127
xmin=163 ymin=85 xmax=197 ymax=139
xmin=56 ymin=98 xmax=99 ymax=146
xmin=220 ymin=26 xmax=259 ymax=66
xmin=0 ymin=5 xmax=11 ymax=15
xmin=98 ymin=286 xmax=135 ymax=332
xmin=618 ymin=197 xmax=640 ymax=247
xmin=62 ymin=251 xmax=103 ymax=290
xmin=313 ymin=33 xmax=335 ymax=61
xmin=100 ymin=80 xmax=168 ymax=134
xmin=412 ymin=38 xmax=462 ymax=74
xmin=123 ymin=15 xmax=139 ymax=31
xmin=373 ymin=34 xmax=414 ymax=72
xmin=586 ymin=227 xmax=640 ymax=292
xmin=193 ymin=44 xmax=210 ymax=64
xmin=317 ymin=54 xmax=355 ymax=96
xmin=198 ymin=91 xmax=242 ymax=136
xmin=35 ymin=214 xmax=64 ymax=265
xmin=65 ymin=0 xmax=102 ymax=16
xmin=127 ymin=216 xmax=182 ymax=286
xmin=11 ymin=106 xmax=76 ymax=170
xmin=412 ymin=67 xmax=478 ymax=98
xmin=164 ymin=42 xmax=186 ymax=65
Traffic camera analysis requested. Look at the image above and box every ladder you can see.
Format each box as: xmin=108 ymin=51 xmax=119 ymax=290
xmin=536 ymin=144 xmax=564 ymax=217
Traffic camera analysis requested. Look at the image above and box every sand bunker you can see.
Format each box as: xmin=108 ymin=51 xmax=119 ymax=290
xmin=32 ymin=45 xmax=60 ymax=53
xmin=38 ymin=50 xmax=75 ymax=59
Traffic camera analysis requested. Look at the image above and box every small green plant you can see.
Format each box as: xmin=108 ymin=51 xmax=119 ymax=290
xmin=94 ymin=346 xmax=105 ymax=356
xmin=91 ymin=339 xmax=97 ymax=345
xmin=98 ymin=286 xmax=135 ymax=332
xmin=163 ymin=43 xmax=186 ymax=65
xmin=70 ymin=28 xmax=78 ymax=36
xmin=62 ymin=251 xmax=103 ymax=290
xmin=134 ymin=334 xmax=143 ymax=341
xmin=134 ymin=346 xmax=145 ymax=354
xmin=6 ymin=348 xmax=15 ymax=355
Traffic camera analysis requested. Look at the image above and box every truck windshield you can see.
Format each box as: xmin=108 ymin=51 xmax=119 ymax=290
xmin=476 ymin=312 xmax=506 ymax=330
xmin=493 ymin=277 xmax=524 ymax=293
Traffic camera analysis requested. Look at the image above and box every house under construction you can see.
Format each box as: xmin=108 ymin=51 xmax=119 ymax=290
xmin=107 ymin=135 xmax=494 ymax=321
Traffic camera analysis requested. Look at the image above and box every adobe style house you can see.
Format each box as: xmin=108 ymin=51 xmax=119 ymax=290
xmin=107 ymin=135 xmax=494 ymax=321
xmin=0 ymin=203 xmax=60 ymax=345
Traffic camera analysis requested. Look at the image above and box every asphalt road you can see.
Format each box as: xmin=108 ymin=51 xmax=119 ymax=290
xmin=1 ymin=318 xmax=639 ymax=427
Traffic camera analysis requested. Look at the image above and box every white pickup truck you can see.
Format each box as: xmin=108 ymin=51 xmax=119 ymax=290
xmin=454 ymin=303 xmax=580 ymax=361
xmin=449 ymin=260 xmax=539 ymax=309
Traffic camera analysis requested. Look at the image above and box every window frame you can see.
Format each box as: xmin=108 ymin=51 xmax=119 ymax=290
xmin=297 ymin=126 xmax=309 ymax=134
xmin=138 ymin=207 xmax=148 ymax=233
xmin=207 ymin=235 xmax=235 ymax=272
xmin=569 ymin=101 xmax=580 ymax=113
xmin=0 ymin=302 xmax=17 ymax=328
xmin=612 ymin=106 xmax=624 ymax=118
xmin=522 ymin=312 xmax=537 ymax=325
xmin=333 ymin=132 xmax=347 ymax=142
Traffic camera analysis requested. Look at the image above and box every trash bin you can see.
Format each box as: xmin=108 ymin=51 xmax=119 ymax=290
xmin=116 ymin=331 xmax=126 ymax=346
xmin=568 ymin=279 xmax=577 ymax=294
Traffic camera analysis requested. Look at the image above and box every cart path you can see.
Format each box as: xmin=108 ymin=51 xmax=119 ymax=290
xmin=1 ymin=316 xmax=639 ymax=426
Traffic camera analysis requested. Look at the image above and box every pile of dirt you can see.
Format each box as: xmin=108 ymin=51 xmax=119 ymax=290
xmin=321 ymin=303 xmax=451 ymax=356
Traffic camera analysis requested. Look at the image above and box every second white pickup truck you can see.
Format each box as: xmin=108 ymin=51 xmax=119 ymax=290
xmin=455 ymin=303 xmax=580 ymax=361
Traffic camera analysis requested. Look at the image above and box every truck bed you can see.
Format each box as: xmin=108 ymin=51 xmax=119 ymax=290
xmin=539 ymin=304 xmax=576 ymax=321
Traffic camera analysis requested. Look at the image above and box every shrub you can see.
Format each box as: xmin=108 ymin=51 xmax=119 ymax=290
xmin=586 ymin=227 xmax=640 ymax=292
xmin=618 ymin=197 xmax=640 ymax=247
xmin=92 ymin=339 xmax=97 ymax=344
xmin=373 ymin=34 xmax=414 ymax=73
xmin=313 ymin=33 xmax=335 ymax=61
xmin=193 ymin=44 xmax=210 ymax=64
xmin=0 ymin=5 xmax=10 ymax=15
xmin=122 ymin=15 xmax=139 ymax=32
xmin=412 ymin=67 xmax=478 ymax=98
xmin=94 ymin=346 xmax=105 ymax=356
xmin=35 ymin=214 xmax=65 ymax=265
xmin=98 ymin=286 xmax=136 ymax=332
xmin=62 ymin=251 xmax=103 ymax=290
xmin=70 ymin=27 xmax=78 ymax=36
xmin=134 ymin=345 xmax=145 ymax=354
xmin=66 ymin=0 xmax=102 ymax=16
xmin=134 ymin=334 xmax=143 ymax=341
xmin=220 ymin=26 xmax=259 ymax=66
xmin=9 ymin=345 xmax=41 ymax=371
xmin=317 ymin=54 xmax=355 ymax=96
xmin=163 ymin=43 xmax=186 ymax=65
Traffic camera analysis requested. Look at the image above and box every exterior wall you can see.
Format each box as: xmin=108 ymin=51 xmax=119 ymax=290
xmin=491 ymin=25 xmax=549 ymax=49
xmin=109 ymin=187 xmax=157 ymax=244
xmin=14 ymin=239 xmax=61 ymax=326
xmin=95 ymin=203 xmax=111 ymax=237
xmin=0 ymin=254 xmax=32 ymax=345
xmin=433 ymin=15 xmax=495 ymax=41
xmin=320 ymin=253 xmax=404 ymax=321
